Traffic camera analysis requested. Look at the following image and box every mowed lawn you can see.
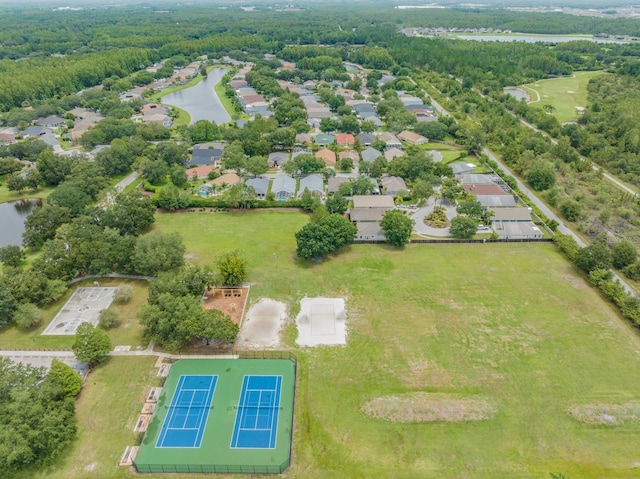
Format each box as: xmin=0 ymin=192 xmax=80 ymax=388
xmin=16 ymin=210 xmax=640 ymax=479
xmin=522 ymin=71 xmax=607 ymax=123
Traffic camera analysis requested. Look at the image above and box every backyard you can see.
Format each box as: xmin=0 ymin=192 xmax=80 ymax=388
xmin=9 ymin=210 xmax=640 ymax=479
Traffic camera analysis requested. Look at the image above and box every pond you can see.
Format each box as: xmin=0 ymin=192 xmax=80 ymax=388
xmin=343 ymin=63 xmax=361 ymax=71
xmin=0 ymin=198 xmax=41 ymax=248
xmin=161 ymin=68 xmax=231 ymax=126
xmin=504 ymin=87 xmax=530 ymax=102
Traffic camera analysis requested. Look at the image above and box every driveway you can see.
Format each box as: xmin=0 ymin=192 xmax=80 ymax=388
xmin=411 ymin=195 xmax=456 ymax=237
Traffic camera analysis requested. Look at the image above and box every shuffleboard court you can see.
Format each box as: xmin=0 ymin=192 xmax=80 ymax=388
xmin=156 ymin=375 xmax=218 ymax=448
xmin=231 ymin=375 xmax=282 ymax=449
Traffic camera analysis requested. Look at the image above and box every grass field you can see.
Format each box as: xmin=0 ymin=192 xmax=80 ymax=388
xmin=9 ymin=210 xmax=640 ymax=479
xmin=0 ymin=184 xmax=53 ymax=204
xmin=521 ymin=71 xmax=607 ymax=123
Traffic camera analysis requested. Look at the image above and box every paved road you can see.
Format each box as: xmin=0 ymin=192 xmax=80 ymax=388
xmin=115 ymin=171 xmax=140 ymax=191
xmin=427 ymin=87 xmax=638 ymax=296
xmin=411 ymin=194 xmax=456 ymax=237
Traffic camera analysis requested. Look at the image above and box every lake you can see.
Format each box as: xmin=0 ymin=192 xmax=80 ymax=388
xmin=161 ymin=68 xmax=231 ymax=125
xmin=456 ymin=34 xmax=627 ymax=44
xmin=504 ymin=87 xmax=530 ymax=101
xmin=0 ymin=198 xmax=41 ymax=248
xmin=344 ymin=63 xmax=361 ymax=71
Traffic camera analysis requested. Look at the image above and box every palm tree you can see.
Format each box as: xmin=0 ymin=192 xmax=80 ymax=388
xmin=542 ymin=104 xmax=556 ymax=115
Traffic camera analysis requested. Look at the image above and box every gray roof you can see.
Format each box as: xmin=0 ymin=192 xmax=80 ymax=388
xmin=450 ymin=162 xmax=476 ymax=175
xmin=356 ymin=222 xmax=385 ymax=239
xmin=357 ymin=133 xmax=375 ymax=145
xmin=272 ymin=174 xmax=296 ymax=194
xmin=380 ymin=176 xmax=408 ymax=194
xmin=245 ymin=177 xmax=269 ymax=196
xmin=298 ymin=174 xmax=324 ymax=196
xmin=491 ymin=208 xmax=532 ymax=222
xmin=429 ymin=150 xmax=443 ymax=162
xmin=268 ymin=151 xmax=289 ymax=167
xmin=352 ymin=195 xmax=395 ymax=208
xmin=188 ymin=148 xmax=222 ymax=166
xmin=327 ymin=176 xmax=350 ymax=194
xmin=35 ymin=116 xmax=66 ymax=127
xmin=22 ymin=126 xmax=47 ymax=136
xmin=477 ymin=195 xmax=517 ymax=208
xmin=361 ymin=147 xmax=382 ymax=163
xmin=350 ymin=207 xmax=390 ymax=222
xmin=461 ymin=174 xmax=497 ymax=185
xmin=493 ymin=221 xmax=542 ymax=238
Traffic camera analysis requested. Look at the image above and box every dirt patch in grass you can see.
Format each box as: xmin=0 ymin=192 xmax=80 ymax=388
xmin=362 ymin=392 xmax=497 ymax=423
xmin=568 ymin=401 xmax=640 ymax=425
xmin=203 ymin=286 xmax=248 ymax=324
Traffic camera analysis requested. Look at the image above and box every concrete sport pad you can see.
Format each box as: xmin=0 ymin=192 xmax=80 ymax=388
xmin=42 ymin=287 xmax=119 ymax=336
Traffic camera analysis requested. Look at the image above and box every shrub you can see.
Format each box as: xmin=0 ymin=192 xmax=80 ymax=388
xmin=98 ymin=309 xmax=120 ymax=329
xmin=13 ymin=303 xmax=41 ymax=329
xmin=114 ymin=285 xmax=133 ymax=304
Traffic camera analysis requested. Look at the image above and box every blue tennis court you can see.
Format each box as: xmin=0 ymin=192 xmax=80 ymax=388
xmin=230 ymin=375 xmax=282 ymax=449
xmin=156 ymin=375 xmax=218 ymax=448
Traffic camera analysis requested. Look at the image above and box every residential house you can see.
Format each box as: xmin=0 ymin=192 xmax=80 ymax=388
xmin=461 ymin=174 xmax=499 ymax=185
xmin=186 ymin=165 xmax=216 ymax=179
xmin=476 ymin=195 xmax=517 ymax=208
xmin=316 ymin=148 xmax=337 ymax=168
xmin=35 ymin=116 xmax=66 ymax=128
xmin=22 ymin=126 xmax=48 ymax=137
xmin=350 ymin=195 xmax=396 ymax=241
xmin=357 ymin=133 xmax=375 ymax=146
xmin=315 ymin=134 xmax=335 ymax=146
xmin=0 ymin=133 xmax=16 ymax=145
xmin=245 ymin=177 xmax=270 ymax=199
xmin=187 ymin=147 xmax=223 ymax=167
xmin=298 ymin=174 xmax=324 ymax=198
xmin=398 ymin=130 xmax=428 ymax=145
xmin=384 ymin=147 xmax=404 ymax=162
xmin=429 ymin=150 xmax=443 ymax=162
xmin=380 ymin=176 xmax=408 ymax=196
xmin=462 ymin=184 xmax=509 ymax=196
xmin=268 ymin=152 xmax=289 ymax=168
xmin=491 ymin=208 xmax=532 ymax=222
xmin=272 ymin=174 xmax=296 ymax=201
xmin=336 ymin=133 xmax=355 ymax=147
xmin=377 ymin=132 xmax=402 ymax=149
xmin=450 ymin=162 xmax=476 ymax=176
xmin=361 ymin=147 xmax=382 ymax=163
xmin=211 ymin=172 xmax=241 ymax=191
xmin=328 ymin=176 xmax=350 ymax=194
xmin=339 ymin=150 xmax=360 ymax=164
xmin=295 ymin=133 xmax=313 ymax=146
xmin=367 ymin=116 xmax=383 ymax=129
xmin=492 ymin=221 xmax=542 ymax=239
xmin=353 ymin=103 xmax=377 ymax=119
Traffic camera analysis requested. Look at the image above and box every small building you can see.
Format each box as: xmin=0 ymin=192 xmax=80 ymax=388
xmin=268 ymin=152 xmax=289 ymax=168
xmin=356 ymin=222 xmax=386 ymax=241
xmin=476 ymin=195 xmax=517 ymax=208
xmin=272 ymin=174 xmax=296 ymax=201
xmin=380 ymin=176 xmax=408 ymax=196
xmin=22 ymin=126 xmax=48 ymax=137
xmin=357 ymin=133 xmax=375 ymax=146
xmin=450 ymin=162 xmax=476 ymax=176
xmin=327 ymin=176 xmax=350 ymax=194
xmin=185 ymin=165 xmax=216 ymax=179
xmin=384 ymin=147 xmax=404 ymax=162
xmin=398 ymin=130 xmax=428 ymax=145
xmin=35 ymin=116 xmax=67 ymax=128
xmin=377 ymin=132 xmax=402 ymax=149
xmin=492 ymin=221 xmax=542 ymax=239
xmin=335 ymin=133 xmax=355 ymax=147
xmin=361 ymin=147 xmax=382 ymax=163
xmin=316 ymin=148 xmax=337 ymax=168
xmin=315 ymin=133 xmax=335 ymax=146
xmin=350 ymin=195 xmax=395 ymax=240
xmin=245 ymin=177 xmax=270 ymax=199
xmin=298 ymin=174 xmax=324 ymax=198
xmin=295 ymin=133 xmax=314 ymax=146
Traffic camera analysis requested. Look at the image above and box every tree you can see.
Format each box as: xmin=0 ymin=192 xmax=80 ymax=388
xmin=142 ymin=159 xmax=169 ymax=184
xmin=156 ymin=183 xmax=190 ymax=211
xmin=72 ymin=322 xmax=112 ymax=365
xmin=197 ymin=309 xmax=239 ymax=345
xmin=13 ymin=303 xmax=41 ymax=329
xmin=449 ymin=215 xmax=478 ymax=239
xmin=114 ymin=285 xmax=133 ymax=303
xmin=295 ymin=214 xmax=356 ymax=260
xmin=48 ymin=359 xmax=82 ymax=399
xmin=0 ymin=245 xmax=24 ymax=267
xmin=612 ymin=240 xmax=637 ymax=270
xmin=559 ymin=199 xmax=581 ymax=222
xmin=98 ymin=309 xmax=120 ymax=329
xmin=0 ymin=358 xmax=77 ymax=473
xmin=221 ymin=142 xmax=246 ymax=171
xmin=156 ymin=142 xmax=188 ymax=166
xmin=218 ymin=250 xmax=248 ymax=286
xmin=456 ymin=199 xmax=484 ymax=221
xmin=527 ymin=161 xmax=556 ymax=191
xmin=100 ymin=190 xmax=155 ymax=236
xmin=575 ymin=243 xmax=612 ymax=273
xmin=132 ymin=232 xmax=185 ymax=276
xmin=325 ymin=194 xmax=348 ymax=214
xmin=47 ymin=183 xmax=92 ymax=216
xmin=380 ymin=210 xmax=414 ymax=247
xmin=22 ymin=204 xmax=72 ymax=248
xmin=245 ymin=155 xmax=269 ymax=177
xmin=542 ymin=104 xmax=556 ymax=115
xmin=170 ymin=165 xmax=188 ymax=187
xmin=411 ymin=179 xmax=433 ymax=200
xmin=6 ymin=173 xmax=27 ymax=193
